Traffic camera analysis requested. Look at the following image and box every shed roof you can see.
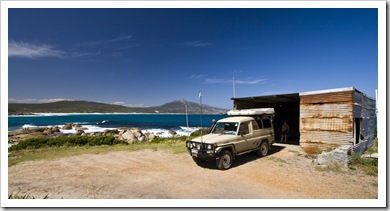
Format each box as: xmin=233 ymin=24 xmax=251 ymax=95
xmin=231 ymin=87 xmax=375 ymax=103
xmin=231 ymin=93 xmax=299 ymax=104
xmin=299 ymin=87 xmax=354 ymax=96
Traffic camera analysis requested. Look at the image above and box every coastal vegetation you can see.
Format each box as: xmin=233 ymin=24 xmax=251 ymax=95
xmin=349 ymin=138 xmax=378 ymax=176
xmin=8 ymin=129 xmax=209 ymax=167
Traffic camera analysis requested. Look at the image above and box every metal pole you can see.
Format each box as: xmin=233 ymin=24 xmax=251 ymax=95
xmin=199 ymin=91 xmax=203 ymax=142
xmin=233 ymin=77 xmax=236 ymax=98
xmin=185 ymin=104 xmax=190 ymax=139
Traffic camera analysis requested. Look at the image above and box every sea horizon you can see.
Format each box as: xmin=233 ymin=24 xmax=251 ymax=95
xmin=8 ymin=113 xmax=225 ymax=138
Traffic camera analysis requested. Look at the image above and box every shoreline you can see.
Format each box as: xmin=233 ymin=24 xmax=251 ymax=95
xmin=9 ymin=112 xmax=225 ymax=117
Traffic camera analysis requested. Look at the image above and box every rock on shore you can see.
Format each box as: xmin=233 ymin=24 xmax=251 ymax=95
xmin=8 ymin=124 xmax=163 ymax=146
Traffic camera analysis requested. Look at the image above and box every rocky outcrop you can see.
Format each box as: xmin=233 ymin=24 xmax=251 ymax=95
xmin=8 ymin=124 xmax=160 ymax=146
xmin=63 ymin=124 xmax=73 ymax=130
xmin=118 ymin=128 xmax=156 ymax=144
xmin=316 ymin=145 xmax=352 ymax=167
xmin=121 ymin=130 xmax=138 ymax=144
xmin=168 ymin=130 xmax=177 ymax=136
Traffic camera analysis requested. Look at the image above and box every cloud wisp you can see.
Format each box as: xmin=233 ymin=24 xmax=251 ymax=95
xmin=181 ymin=41 xmax=212 ymax=47
xmin=8 ymin=41 xmax=65 ymax=59
xmin=112 ymin=101 xmax=148 ymax=108
xmin=9 ymin=98 xmax=74 ymax=103
xmin=9 ymin=40 xmax=103 ymax=59
xmin=69 ymin=50 xmax=102 ymax=58
xmin=203 ymin=77 xmax=268 ymax=85
xmin=78 ymin=34 xmax=133 ymax=47
xmin=108 ymin=35 xmax=132 ymax=43
xmin=190 ymin=74 xmax=207 ymax=80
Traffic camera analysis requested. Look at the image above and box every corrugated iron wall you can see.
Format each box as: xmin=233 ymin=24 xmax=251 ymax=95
xmin=300 ymin=91 xmax=354 ymax=153
xmin=352 ymin=90 xmax=377 ymax=154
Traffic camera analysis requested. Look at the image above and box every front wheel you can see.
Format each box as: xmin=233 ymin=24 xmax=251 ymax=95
xmin=256 ymin=141 xmax=269 ymax=157
xmin=216 ymin=150 xmax=233 ymax=170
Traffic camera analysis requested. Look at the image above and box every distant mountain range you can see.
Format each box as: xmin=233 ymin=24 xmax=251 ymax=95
xmin=8 ymin=99 xmax=229 ymax=115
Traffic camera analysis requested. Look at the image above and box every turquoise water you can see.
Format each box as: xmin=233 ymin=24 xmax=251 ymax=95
xmin=8 ymin=114 xmax=225 ymax=132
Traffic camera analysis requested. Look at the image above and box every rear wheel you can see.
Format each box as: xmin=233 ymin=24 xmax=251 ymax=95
xmin=256 ymin=141 xmax=269 ymax=157
xmin=216 ymin=150 xmax=233 ymax=170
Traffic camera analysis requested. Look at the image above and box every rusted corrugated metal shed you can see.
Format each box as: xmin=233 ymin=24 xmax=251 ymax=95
xmin=299 ymin=87 xmax=376 ymax=154
xmin=299 ymin=88 xmax=354 ymax=152
xmin=231 ymin=87 xmax=376 ymax=155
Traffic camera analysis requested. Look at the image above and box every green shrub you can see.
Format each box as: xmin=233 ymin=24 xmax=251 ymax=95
xmin=366 ymin=138 xmax=378 ymax=154
xmin=9 ymin=129 xmax=207 ymax=152
xmin=349 ymin=152 xmax=378 ymax=176
xmin=9 ymin=135 xmax=119 ymax=151
xmin=9 ymin=192 xmax=49 ymax=199
xmin=190 ymin=128 xmax=209 ymax=137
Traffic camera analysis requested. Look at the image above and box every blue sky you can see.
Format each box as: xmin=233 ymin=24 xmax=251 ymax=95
xmin=7 ymin=8 xmax=378 ymax=109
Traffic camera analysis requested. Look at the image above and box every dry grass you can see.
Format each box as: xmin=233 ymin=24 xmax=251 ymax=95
xmin=8 ymin=139 xmax=187 ymax=167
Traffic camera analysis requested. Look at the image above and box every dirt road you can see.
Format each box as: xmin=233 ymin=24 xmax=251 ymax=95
xmin=8 ymin=144 xmax=377 ymax=199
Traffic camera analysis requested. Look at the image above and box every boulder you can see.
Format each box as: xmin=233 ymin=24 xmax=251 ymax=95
xmin=137 ymin=135 xmax=146 ymax=142
xmin=132 ymin=128 xmax=143 ymax=138
xmin=74 ymin=124 xmax=81 ymax=128
xmin=63 ymin=124 xmax=73 ymax=130
xmin=168 ymin=130 xmax=177 ymax=136
xmin=52 ymin=127 xmax=61 ymax=133
xmin=121 ymin=130 xmax=138 ymax=144
xmin=42 ymin=128 xmax=53 ymax=135
xmin=29 ymin=127 xmax=46 ymax=133
xmin=76 ymin=129 xmax=85 ymax=136
xmin=317 ymin=146 xmax=352 ymax=167
xmin=103 ymin=129 xmax=119 ymax=136
xmin=147 ymin=133 xmax=156 ymax=141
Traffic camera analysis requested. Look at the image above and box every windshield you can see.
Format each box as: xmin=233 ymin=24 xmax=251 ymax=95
xmin=211 ymin=122 xmax=238 ymax=135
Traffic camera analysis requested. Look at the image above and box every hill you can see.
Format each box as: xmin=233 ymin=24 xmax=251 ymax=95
xmin=8 ymin=99 xmax=228 ymax=115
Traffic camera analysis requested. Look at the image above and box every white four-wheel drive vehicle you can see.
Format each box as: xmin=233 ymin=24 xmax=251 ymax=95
xmin=186 ymin=108 xmax=275 ymax=170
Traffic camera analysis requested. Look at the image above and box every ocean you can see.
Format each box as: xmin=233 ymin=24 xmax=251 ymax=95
xmin=8 ymin=113 xmax=225 ymax=137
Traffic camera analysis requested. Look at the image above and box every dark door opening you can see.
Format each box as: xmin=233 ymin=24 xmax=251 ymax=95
xmin=232 ymin=93 xmax=300 ymax=145
xmin=355 ymin=118 xmax=362 ymax=144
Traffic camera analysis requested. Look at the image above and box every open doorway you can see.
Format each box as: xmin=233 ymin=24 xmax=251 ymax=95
xmin=354 ymin=118 xmax=362 ymax=144
xmin=232 ymin=93 xmax=300 ymax=145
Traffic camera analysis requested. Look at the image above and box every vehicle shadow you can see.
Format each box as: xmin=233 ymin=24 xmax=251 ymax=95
xmin=195 ymin=145 xmax=286 ymax=170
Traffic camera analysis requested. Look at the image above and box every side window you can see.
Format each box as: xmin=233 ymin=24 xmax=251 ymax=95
xmin=251 ymin=120 xmax=259 ymax=130
xmin=238 ymin=122 xmax=249 ymax=135
xmin=255 ymin=117 xmax=263 ymax=129
xmin=262 ymin=118 xmax=272 ymax=128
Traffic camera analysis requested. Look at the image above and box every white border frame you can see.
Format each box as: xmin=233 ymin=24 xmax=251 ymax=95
xmin=1 ymin=0 xmax=386 ymax=208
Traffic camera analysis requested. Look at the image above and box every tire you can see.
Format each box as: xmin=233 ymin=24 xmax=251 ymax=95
xmin=216 ymin=150 xmax=233 ymax=170
xmin=256 ymin=141 xmax=269 ymax=157
xmin=192 ymin=156 xmax=206 ymax=164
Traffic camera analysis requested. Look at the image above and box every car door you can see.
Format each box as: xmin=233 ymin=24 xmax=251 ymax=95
xmin=235 ymin=121 xmax=251 ymax=153
xmin=259 ymin=117 xmax=274 ymax=144
xmin=246 ymin=120 xmax=262 ymax=149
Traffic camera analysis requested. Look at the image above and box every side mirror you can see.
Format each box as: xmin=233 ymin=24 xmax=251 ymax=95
xmin=239 ymin=131 xmax=247 ymax=136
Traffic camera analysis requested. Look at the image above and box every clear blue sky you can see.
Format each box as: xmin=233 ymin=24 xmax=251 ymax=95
xmin=8 ymin=8 xmax=378 ymax=109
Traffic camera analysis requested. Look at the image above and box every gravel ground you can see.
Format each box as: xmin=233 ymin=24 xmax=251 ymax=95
xmin=8 ymin=144 xmax=378 ymax=202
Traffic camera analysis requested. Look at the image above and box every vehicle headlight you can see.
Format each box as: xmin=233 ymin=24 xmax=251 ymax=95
xmin=206 ymin=144 xmax=212 ymax=150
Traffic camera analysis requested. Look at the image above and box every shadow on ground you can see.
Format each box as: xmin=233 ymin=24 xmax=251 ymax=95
xmin=195 ymin=145 xmax=286 ymax=170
